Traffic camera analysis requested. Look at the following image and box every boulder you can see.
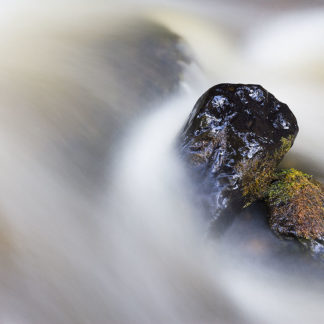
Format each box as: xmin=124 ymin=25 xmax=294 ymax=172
xmin=179 ymin=83 xmax=298 ymax=229
xmin=267 ymin=169 xmax=324 ymax=259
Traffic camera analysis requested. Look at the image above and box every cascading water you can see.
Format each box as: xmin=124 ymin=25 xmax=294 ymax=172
xmin=0 ymin=1 xmax=323 ymax=323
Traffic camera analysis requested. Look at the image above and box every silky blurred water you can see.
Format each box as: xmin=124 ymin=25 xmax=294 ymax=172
xmin=0 ymin=1 xmax=323 ymax=323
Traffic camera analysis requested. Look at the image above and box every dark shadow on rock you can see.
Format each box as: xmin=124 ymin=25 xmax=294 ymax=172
xmin=217 ymin=201 xmax=324 ymax=279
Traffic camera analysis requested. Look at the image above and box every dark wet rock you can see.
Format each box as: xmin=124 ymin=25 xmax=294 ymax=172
xmin=266 ymin=168 xmax=324 ymax=260
xmin=179 ymin=83 xmax=298 ymax=229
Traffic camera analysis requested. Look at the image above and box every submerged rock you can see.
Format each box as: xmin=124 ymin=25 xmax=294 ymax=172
xmin=267 ymin=169 xmax=324 ymax=259
xmin=179 ymin=83 xmax=298 ymax=229
xmin=48 ymin=19 xmax=191 ymax=194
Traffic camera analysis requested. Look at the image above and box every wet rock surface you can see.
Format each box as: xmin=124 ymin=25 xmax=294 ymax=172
xmin=179 ymin=83 xmax=298 ymax=229
xmin=267 ymin=169 xmax=324 ymax=260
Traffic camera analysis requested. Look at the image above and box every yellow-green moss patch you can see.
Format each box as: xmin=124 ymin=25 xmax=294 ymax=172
xmin=267 ymin=168 xmax=315 ymax=206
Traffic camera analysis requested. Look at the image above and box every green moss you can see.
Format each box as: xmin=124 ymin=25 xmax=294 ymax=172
xmin=239 ymin=158 xmax=276 ymax=207
xmin=274 ymin=136 xmax=294 ymax=160
xmin=267 ymin=168 xmax=317 ymax=206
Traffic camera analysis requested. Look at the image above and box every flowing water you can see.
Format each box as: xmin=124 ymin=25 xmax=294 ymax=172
xmin=0 ymin=1 xmax=324 ymax=323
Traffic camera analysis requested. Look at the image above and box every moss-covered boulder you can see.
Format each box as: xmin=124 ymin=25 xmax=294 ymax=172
xmin=179 ymin=84 xmax=298 ymax=228
xmin=266 ymin=169 xmax=324 ymax=259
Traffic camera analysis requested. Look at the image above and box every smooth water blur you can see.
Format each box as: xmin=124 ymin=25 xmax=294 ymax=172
xmin=0 ymin=1 xmax=323 ymax=323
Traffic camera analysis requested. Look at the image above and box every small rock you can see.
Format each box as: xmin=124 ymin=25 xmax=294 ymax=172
xmin=179 ymin=84 xmax=298 ymax=228
xmin=267 ymin=168 xmax=324 ymax=259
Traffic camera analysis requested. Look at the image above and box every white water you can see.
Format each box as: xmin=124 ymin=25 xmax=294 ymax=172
xmin=0 ymin=1 xmax=323 ymax=323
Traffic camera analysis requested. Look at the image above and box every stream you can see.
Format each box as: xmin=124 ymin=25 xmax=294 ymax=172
xmin=0 ymin=1 xmax=323 ymax=323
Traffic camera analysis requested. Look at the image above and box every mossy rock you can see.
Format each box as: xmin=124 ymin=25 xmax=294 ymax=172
xmin=266 ymin=168 xmax=324 ymax=259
